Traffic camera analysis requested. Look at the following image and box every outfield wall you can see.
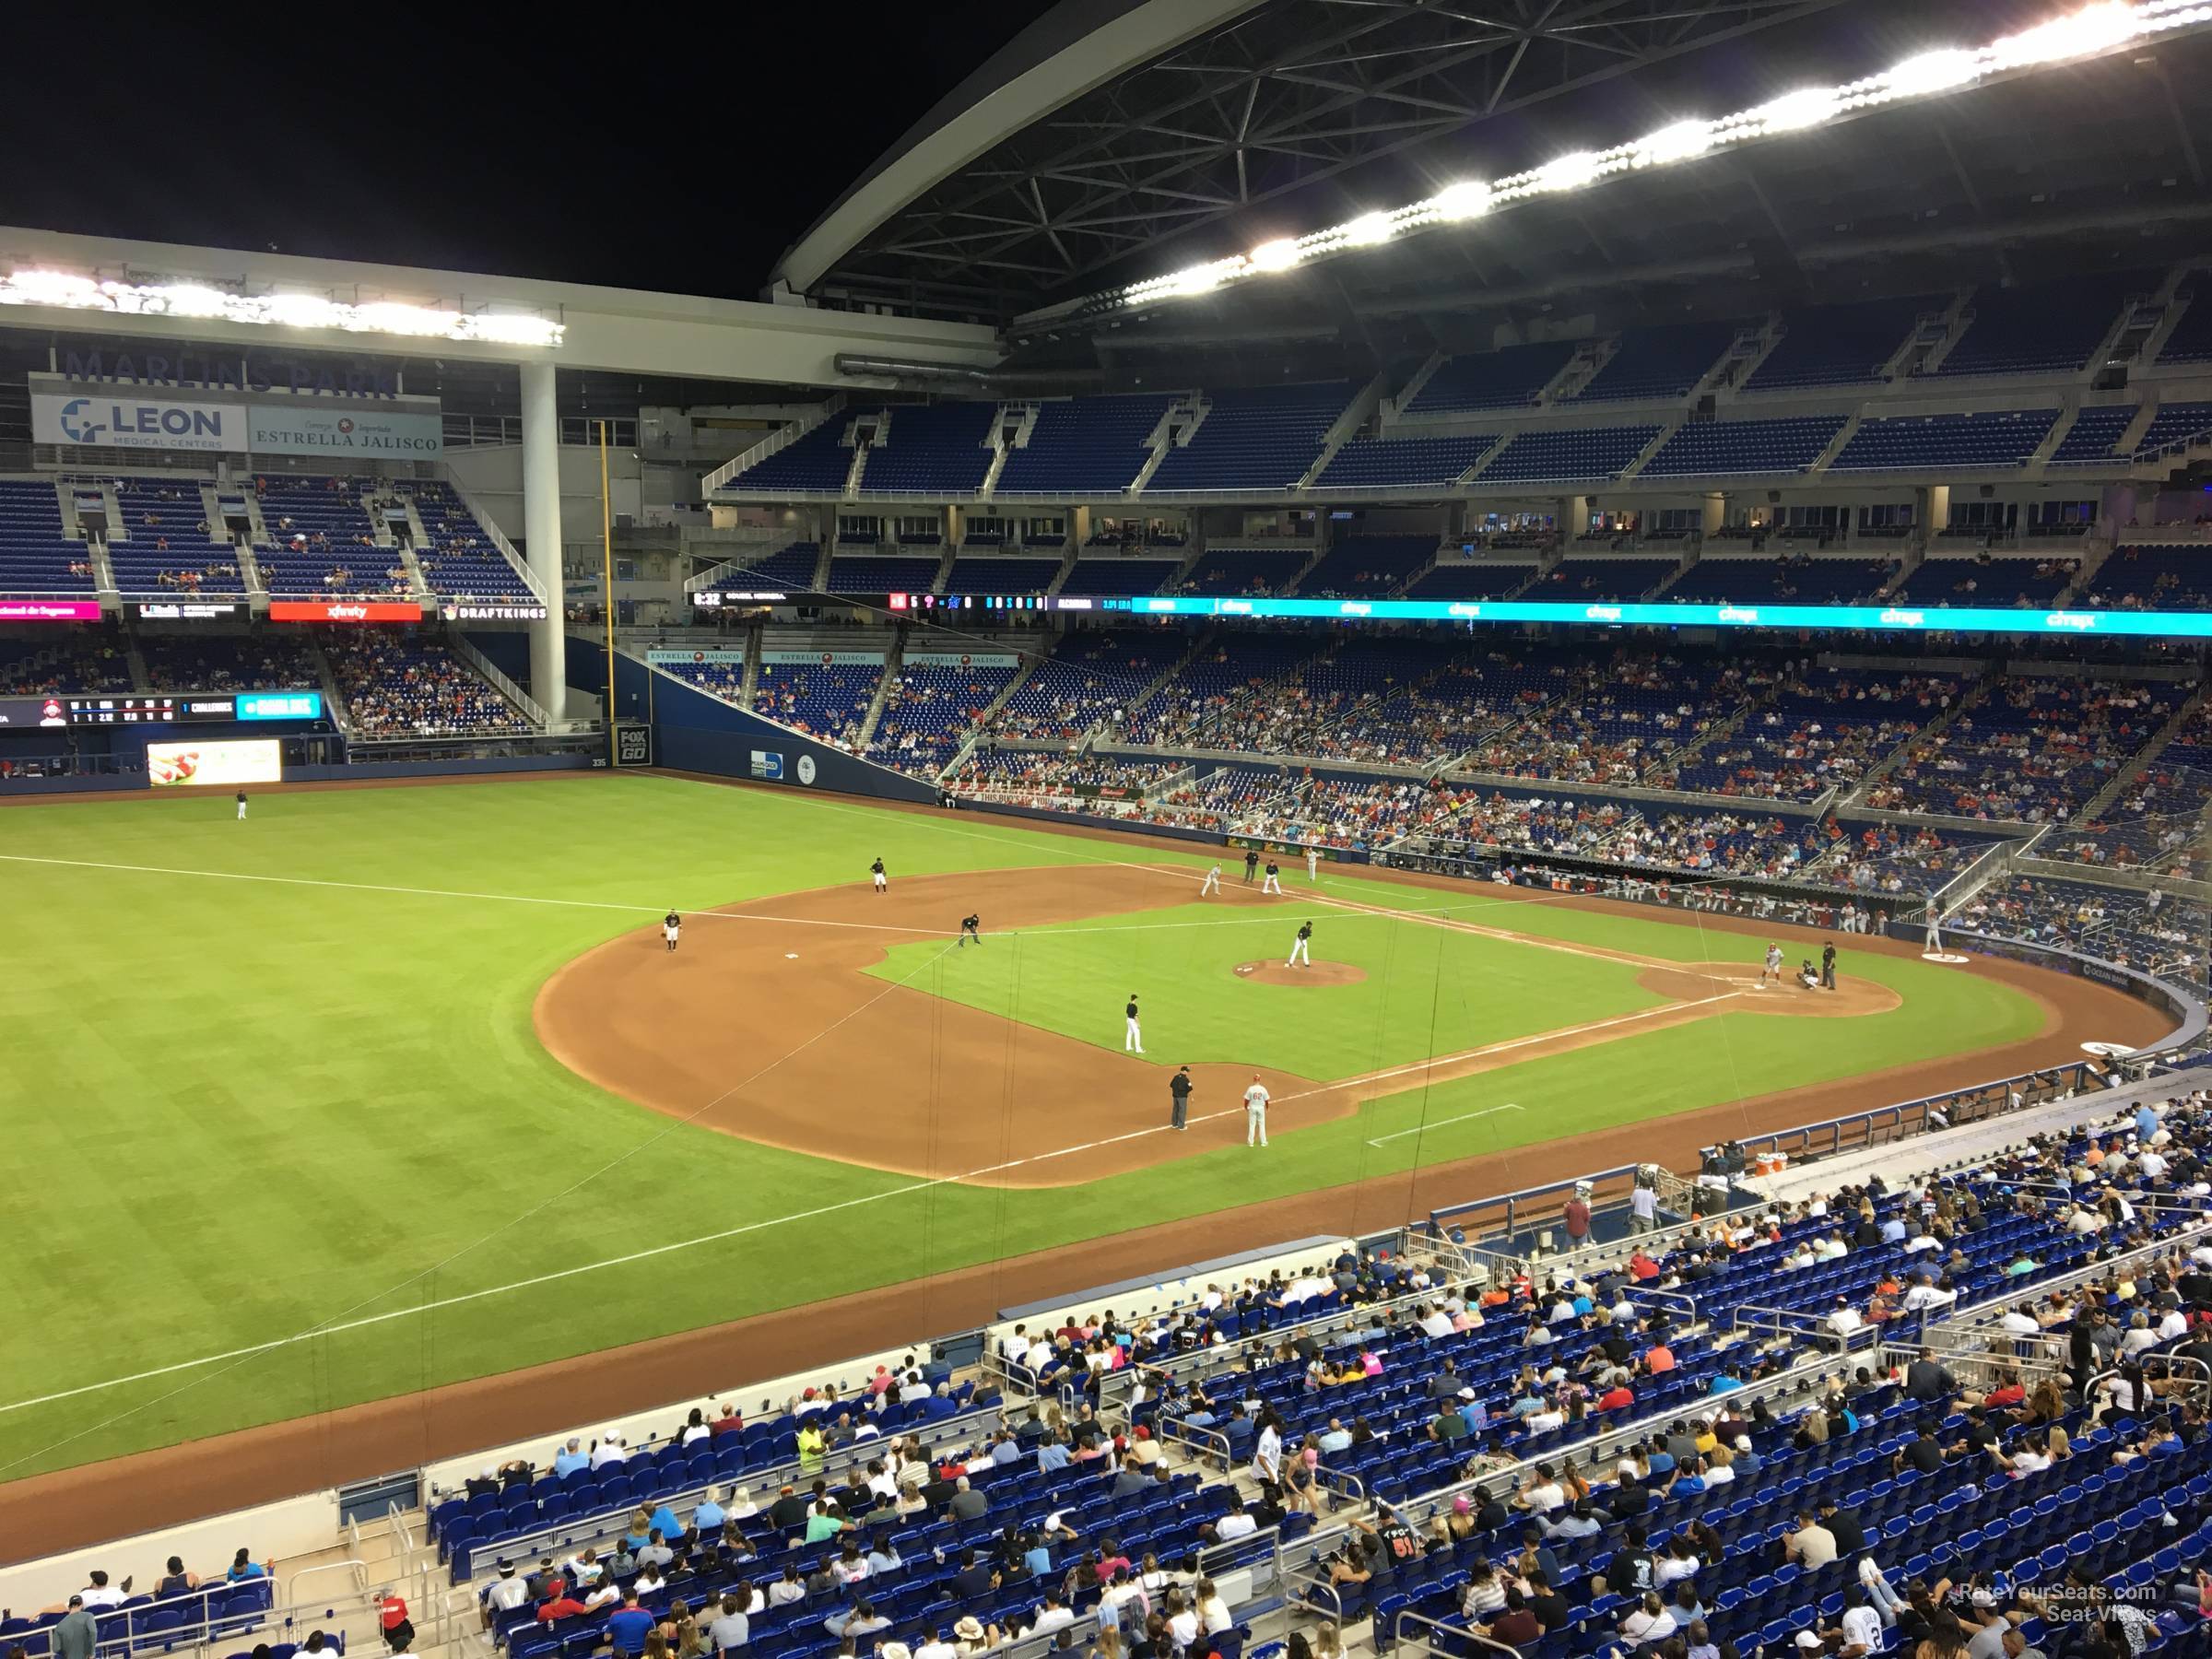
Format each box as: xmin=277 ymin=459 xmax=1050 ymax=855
xmin=611 ymin=651 xmax=941 ymax=804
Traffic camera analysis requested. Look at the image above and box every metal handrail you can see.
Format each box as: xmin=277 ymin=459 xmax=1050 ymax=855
xmin=1392 ymin=1603 xmax=1528 ymax=1659
xmin=281 ymin=1560 xmax=371 ymax=1607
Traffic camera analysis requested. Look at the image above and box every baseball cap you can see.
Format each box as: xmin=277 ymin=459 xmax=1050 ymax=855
xmin=1453 ymin=1497 xmax=1471 ymax=1514
xmin=1794 ymin=1635 xmax=1823 ymax=1651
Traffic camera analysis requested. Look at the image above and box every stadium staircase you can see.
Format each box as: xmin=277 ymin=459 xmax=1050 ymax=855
xmin=1542 ymin=337 xmax=1615 ymax=403
xmin=445 ymin=630 xmax=551 ymax=731
xmin=1616 ymin=415 xmax=1688 ymax=482
xmin=738 ymin=618 xmax=762 ymax=704
xmin=854 ymin=624 xmax=909 ymax=748
xmin=1129 ymin=396 xmax=1204 ymax=497
xmin=1295 ymin=373 xmax=1387 ymax=489
xmin=1806 ymin=411 xmax=1865 ymax=476
xmin=309 ymin=638 xmax=361 ymax=738
xmin=1838 ymin=666 xmax=1997 ymax=807
xmin=1387 ymin=351 xmax=1445 ymax=417
xmin=939 ymin=650 xmax=1046 ymax=781
xmin=443 ymin=475 xmax=551 ymax=607
xmin=1911 ymin=288 xmax=1977 ymax=374
xmin=1042 ymin=542 xmax=1079 ymax=595
xmin=700 ymin=396 xmax=843 ymax=495
xmin=2068 ymin=681 xmax=2212 ymax=826
xmin=2026 ymin=408 xmax=2080 ymax=468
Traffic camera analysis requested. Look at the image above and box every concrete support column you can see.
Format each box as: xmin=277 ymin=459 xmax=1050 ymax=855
xmin=1701 ymin=492 xmax=1727 ymax=536
xmin=520 ymin=359 xmax=568 ymax=724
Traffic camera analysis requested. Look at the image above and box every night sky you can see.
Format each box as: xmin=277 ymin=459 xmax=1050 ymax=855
xmin=0 ymin=7 xmax=1050 ymax=300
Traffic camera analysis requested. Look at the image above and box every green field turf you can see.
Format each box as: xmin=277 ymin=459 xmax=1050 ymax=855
xmin=0 ymin=774 xmax=2043 ymax=1483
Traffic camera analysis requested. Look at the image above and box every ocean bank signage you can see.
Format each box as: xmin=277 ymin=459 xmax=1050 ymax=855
xmin=249 ymin=403 xmax=442 ymax=456
xmin=29 ymin=375 xmax=440 ymax=457
xmin=1109 ymin=594 xmax=2212 ymax=641
xmin=33 ymin=391 xmax=244 ymax=453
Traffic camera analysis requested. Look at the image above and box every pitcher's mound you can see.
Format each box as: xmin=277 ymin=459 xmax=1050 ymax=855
xmin=1234 ymin=959 xmax=1368 ymax=987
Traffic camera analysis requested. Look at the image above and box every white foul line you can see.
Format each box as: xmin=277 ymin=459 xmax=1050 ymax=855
xmin=1366 ymin=1103 xmax=1525 ymax=1147
xmin=0 ymin=853 xmax=951 ymax=935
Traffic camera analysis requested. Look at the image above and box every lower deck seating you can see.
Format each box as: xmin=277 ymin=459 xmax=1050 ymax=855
xmin=326 ymin=629 xmax=527 ymax=737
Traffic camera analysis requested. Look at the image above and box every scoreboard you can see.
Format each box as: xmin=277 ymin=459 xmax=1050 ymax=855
xmin=0 ymin=689 xmax=324 ymax=728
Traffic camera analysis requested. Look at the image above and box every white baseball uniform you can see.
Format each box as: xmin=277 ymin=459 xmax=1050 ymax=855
xmin=1243 ymin=1081 xmax=1271 ymax=1147
xmin=1201 ymin=865 xmax=1221 ymax=896
xmin=1924 ymin=912 xmax=1943 ymax=953
xmin=664 ymin=920 xmax=680 ymax=949
xmin=1306 ymin=849 xmax=1319 ymax=882
xmin=1124 ymin=999 xmax=1144 ymax=1053
xmin=1288 ymin=929 xmax=1311 ymax=967
xmin=1263 ymin=865 xmax=1283 ymax=894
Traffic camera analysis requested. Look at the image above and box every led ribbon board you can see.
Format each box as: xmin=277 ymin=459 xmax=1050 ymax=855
xmin=1103 ymin=595 xmax=2212 ymax=639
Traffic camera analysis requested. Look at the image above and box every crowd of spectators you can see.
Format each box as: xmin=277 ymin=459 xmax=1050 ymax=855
xmin=326 ymin=630 xmax=527 ymax=737
xmin=1873 ymin=677 xmax=2176 ymax=823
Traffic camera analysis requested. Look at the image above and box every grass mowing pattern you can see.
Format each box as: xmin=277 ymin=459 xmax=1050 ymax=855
xmin=0 ymin=775 xmax=2039 ymax=1479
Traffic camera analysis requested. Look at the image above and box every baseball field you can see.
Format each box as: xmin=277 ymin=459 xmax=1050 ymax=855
xmin=0 ymin=770 xmax=2168 ymax=1531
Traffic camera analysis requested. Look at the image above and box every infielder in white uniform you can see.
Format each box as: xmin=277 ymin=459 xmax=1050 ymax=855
xmin=870 ymin=857 xmax=888 ymax=893
xmin=1243 ymin=1074 xmax=1270 ymax=1147
xmin=664 ymin=910 xmax=681 ymax=953
xmin=1262 ymin=859 xmax=1283 ymax=895
xmin=1124 ymin=993 xmax=1144 ymax=1053
xmin=1305 ymin=847 xmax=1319 ymax=882
xmin=1924 ymin=908 xmax=1944 ymax=954
xmin=1287 ymin=921 xmax=1312 ymax=968
xmin=1201 ymin=864 xmax=1222 ymax=897
xmin=1761 ymin=943 xmax=1783 ymax=985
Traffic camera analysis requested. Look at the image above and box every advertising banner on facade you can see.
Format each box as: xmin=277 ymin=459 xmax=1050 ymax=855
xmin=146 ymin=738 xmax=282 ymax=788
xmin=649 ymin=649 xmax=748 ymax=665
xmin=0 ymin=600 xmax=103 ymax=621
xmin=248 ymin=403 xmax=443 ymax=457
xmin=267 ymin=601 xmax=423 ymax=623
xmin=32 ymin=391 xmax=247 ymax=453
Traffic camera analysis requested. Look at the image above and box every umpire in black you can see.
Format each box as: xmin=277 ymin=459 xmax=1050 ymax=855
xmin=1820 ymin=939 xmax=1838 ymax=990
xmin=1170 ymin=1065 xmax=1194 ymax=1131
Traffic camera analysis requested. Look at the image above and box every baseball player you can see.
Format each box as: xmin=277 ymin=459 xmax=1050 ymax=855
xmin=1287 ymin=920 xmax=1312 ymax=968
xmin=1200 ymin=863 xmax=1222 ymax=897
xmin=1924 ymin=907 xmax=1945 ymax=955
xmin=1169 ymin=1065 xmax=1192 ymax=1130
xmin=1263 ymin=858 xmax=1283 ymax=895
xmin=1242 ymin=1074 xmax=1271 ymax=1147
xmin=235 ymin=789 xmax=248 ymax=821
xmin=1306 ymin=846 xmax=1320 ymax=883
xmin=1761 ymin=943 xmax=1783 ymax=985
xmin=959 ymin=912 xmax=981 ymax=947
xmin=664 ymin=910 xmax=681 ymax=952
xmin=1243 ymin=849 xmax=1259 ymax=884
xmin=1124 ymin=993 xmax=1144 ymax=1054
xmin=870 ymin=857 xmax=888 ymax=894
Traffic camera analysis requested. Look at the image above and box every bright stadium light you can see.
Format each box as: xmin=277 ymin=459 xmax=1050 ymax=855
xmin=1885 ymin=48 xmax=1984 ymax=95
xmin=1103 ymin=0 xmax=2212 ymax=314
xmin=1430 ymin=181 xmax=1494 ymax=219
xmin=1534 ymin=151 xmax=1604 ymax=192
xmin=1752 ymin=88 xmax=1839 ymax=131
xmin=0 ymin=267 xmax=565 ymax=347
xmin=147 ymin=283 xmax=233 ymax=318
xmin=1633 ymin=120 xmax=1715 ymax=166
xmin=1994 ymin=1 xmax=2138 ymax=64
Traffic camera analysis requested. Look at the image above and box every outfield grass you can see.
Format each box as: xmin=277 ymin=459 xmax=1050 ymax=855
xmin=0 ymin=775 xmax=2042 ymax=1481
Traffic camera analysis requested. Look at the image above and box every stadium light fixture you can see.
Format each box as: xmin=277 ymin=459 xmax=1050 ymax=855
xmin=1430 ymin=182 xmax=1494 ymax=219
xmin=1100 ymin=0 xmax=2212 ymax=317
xmin=0 ymin=268 xmax=566 ymax=347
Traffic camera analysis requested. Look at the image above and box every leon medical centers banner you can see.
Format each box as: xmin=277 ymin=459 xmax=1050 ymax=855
xmin=30 ymin=376 xmax=442 ymax=457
